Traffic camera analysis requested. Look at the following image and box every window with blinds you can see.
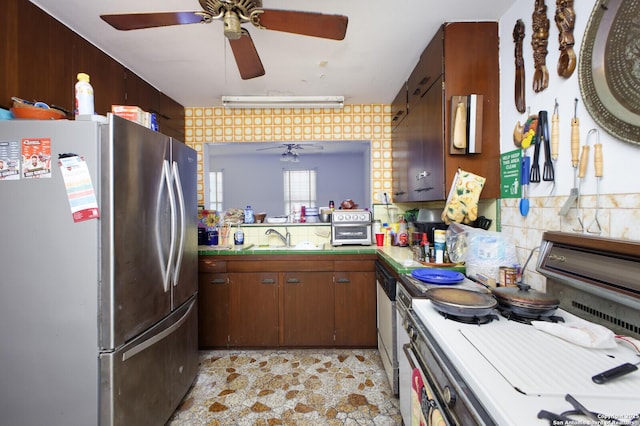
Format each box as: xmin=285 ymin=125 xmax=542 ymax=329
xmin=208 ymin=171 xmax=223 ymax=211
xmin=283 ymin=169 xmax=317 ymax=215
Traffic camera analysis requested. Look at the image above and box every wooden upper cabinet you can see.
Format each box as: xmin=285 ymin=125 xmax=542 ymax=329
xmin=73 ymin=36 xmax=126 ymax=115
xmin=3 ymin=0 xmax=185 ymax=137
xmin=124 ymin=70 xmax=159 ymax=114
xmin=441 ymin=22 xmax=500 ymax=199
xmin=391 ymin=82 xmax=408 ymax=131
xmin=0 ymin=0 xmax=18 ymax=108
xmin=158 ymin=92 xmax=186 ymax=142
xmin=407 ymin=31 xmax=443 ymax=108
xmin=391 ymin=22 xmax=499 ymax=202
xmin=13 ymin=0 xmax=75 ymax=113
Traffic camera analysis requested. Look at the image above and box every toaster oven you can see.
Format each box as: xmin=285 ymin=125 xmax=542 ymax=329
xmin=331 ymin=209 xmax=372 ymax=246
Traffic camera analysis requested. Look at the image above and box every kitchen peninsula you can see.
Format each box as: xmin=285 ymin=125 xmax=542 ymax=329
xmin=198 ymin=242 xmax=441 ymax=349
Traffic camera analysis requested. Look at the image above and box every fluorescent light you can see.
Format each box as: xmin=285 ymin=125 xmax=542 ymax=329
xmin=222 ymin=95 xmax=344 ymax=109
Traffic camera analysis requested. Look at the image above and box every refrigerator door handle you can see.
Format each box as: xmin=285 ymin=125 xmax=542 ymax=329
xmin=171 ymin=160 xmax=186 ymax=287
xmin=161 ymin=159 xmax=177 ymax=293
xmin=121 ymin=298 xmax=196 ymax=361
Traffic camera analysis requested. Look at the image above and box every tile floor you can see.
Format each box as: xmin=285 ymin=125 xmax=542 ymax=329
xmin=167 ymin=349 xmax=401 ymax=425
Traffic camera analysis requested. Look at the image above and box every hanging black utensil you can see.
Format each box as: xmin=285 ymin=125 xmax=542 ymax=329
xmin=540 ymin=111 xmax=554 ymax=181
xmin=530 ymin=127 xmax=541 ymax=182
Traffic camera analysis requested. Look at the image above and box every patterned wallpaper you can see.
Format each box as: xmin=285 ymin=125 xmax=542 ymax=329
xmin=184 ymin=105 xmax=392 ymax=206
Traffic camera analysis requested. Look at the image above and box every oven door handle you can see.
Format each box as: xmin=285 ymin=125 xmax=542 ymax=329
xmin=403 ymin=343 xmax=419 ymax=370
xmin=404 ymin=343 xmax=441 ymax=424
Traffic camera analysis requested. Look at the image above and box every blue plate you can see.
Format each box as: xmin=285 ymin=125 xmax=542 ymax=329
xmin=411 ymin=268 xmax=464 ymax=285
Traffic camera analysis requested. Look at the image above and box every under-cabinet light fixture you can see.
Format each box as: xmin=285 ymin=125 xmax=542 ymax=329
xmin=221 ymin=95 xmax=344 ymax=109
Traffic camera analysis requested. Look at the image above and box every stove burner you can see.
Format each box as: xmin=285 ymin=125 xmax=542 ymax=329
xmin=438 ymin=310 xmax=499 ymax=325
xmin=538 ymin=394 xmax=639 ymax=425
xmin=499 ymin=309 xmax=565 ymax=325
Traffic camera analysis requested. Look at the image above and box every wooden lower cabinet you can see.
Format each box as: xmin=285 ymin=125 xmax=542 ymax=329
xmin=198 ymin=271 xmax=229 ymax=347
xmin=334 ymin=270 xmax=377 ymax=347
xmin=229 ymin=272 xmax=279 ymax=347
xmin=282 ymin=271 xmax=335 ymax=346
xmin=198 ymin=254 xmax=376 ymax=348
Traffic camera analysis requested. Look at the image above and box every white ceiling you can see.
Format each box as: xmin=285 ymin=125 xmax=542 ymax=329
xmin=31 ymin=0 xmax=515 ymax=108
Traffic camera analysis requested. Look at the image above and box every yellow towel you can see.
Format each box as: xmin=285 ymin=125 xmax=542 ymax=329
xmin=442 ymin=169 xmax=486 ymax=225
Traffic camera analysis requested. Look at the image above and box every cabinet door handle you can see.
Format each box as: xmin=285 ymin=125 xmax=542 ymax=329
xmin=261 ymin=278 xmax=276 ymax=284
xmin=336 ymin=277 xmax=350 ymax=284
xmin=416 ymin=171 xmax=430 ymax=180
xmin=415 ymin=187 xmax=433 ymax=193
xmin=209 ymin=278 xmax=226 ymax=285
xmin=286 ymin=278 xmax=300 ymax=284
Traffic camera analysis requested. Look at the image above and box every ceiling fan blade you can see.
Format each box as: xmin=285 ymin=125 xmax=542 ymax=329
xmin=256 ymin=144 xmax=287 ymax=151
xmin=100 ymin=12 xmax=203 ymax=31
xmin=228 ymin=30 xmax=265 ymax=80
xmin=257 ymin=10 xmax=348 ymax=40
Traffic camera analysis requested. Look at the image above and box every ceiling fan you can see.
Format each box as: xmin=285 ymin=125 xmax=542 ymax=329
xmin=256 ymin=143 xmax=323 ymax=162
xmin=100 ymin=0 xmax=348 ymax=80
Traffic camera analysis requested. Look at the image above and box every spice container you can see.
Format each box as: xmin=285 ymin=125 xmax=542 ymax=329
xmin=434 ymin=229 xmax=446 ymax=263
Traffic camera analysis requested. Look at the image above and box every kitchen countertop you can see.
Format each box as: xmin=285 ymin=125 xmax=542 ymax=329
xmin=198 ymin=244 xmax=464 ymax=275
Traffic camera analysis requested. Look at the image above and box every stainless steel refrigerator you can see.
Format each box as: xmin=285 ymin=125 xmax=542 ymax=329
xmin=0 ymin=114 xmax=198 ymax=426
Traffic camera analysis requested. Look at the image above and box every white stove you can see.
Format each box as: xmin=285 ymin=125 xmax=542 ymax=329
xmin=412 ymin=298 xmax=640 ymax=424
xmin=397 ymin=232 xmax=640 ymax=425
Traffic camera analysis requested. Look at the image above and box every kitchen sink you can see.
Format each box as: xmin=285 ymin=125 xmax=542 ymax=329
xmin=248 ymin=242 xmax=327 ymax=251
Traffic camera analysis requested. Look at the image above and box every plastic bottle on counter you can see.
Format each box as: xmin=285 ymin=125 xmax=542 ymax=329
xmin=420 ymin=233 xmax=429 ymax=261
xmin=372 ymin=220 xmax=381 ymax=235
xmin=244 ymin=205 xmax=254 ymax=224
xmin=382 ymin=223 xmax=390 ymax=246
xmin=75 ymin=72 xmax=94 ymax=116
xmin=329 ymin=200 xmax=335 ymax=211
xmin=234 ymin=223 xmax=244 ymax=245
xmin=397 ymin=215 xmax=409 ymax=247
xmin=434 ymin=229 xmax=446 ymax=263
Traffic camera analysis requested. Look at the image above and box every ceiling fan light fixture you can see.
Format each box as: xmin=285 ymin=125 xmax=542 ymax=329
xmin=222 ymin=95 xmax=344 ymax=109
xmin=223 ymin=10 xmax=242 ymax=39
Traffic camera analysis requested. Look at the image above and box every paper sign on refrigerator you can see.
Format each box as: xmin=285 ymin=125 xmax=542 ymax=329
xmin=0 ymin=140 xmax=21 ymax=180
xmin=22 ymin=137 xmax=52 ymax=179
xmin=58 ymin=154 xmax=100 ymax=222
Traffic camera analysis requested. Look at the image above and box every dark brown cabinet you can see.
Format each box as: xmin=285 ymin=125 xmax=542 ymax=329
xmin=198 ymin=258 xmax=229 ymax=347
xmin=228 ymin=272 xmax=279 ymax=347
xmin=198 ymin=254 xmax=377 ymax=349
xmin=1 ymin=0 xmax=185 ymax=141
xmin=334 ymin=261 xmax=377 ymax=347
xmin=391 ymin=22 xmax=500 ymax=202
xmin=282 ymin=271 xmax=335 ymax=346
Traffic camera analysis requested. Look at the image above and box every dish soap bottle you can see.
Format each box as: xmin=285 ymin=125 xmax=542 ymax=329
xmin=234 ymin=223 xmax=244 ymax=246
xmin=244 ymin=205 xmax=254 ymax=224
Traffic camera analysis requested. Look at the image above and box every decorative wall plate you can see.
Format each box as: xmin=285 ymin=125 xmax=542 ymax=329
xmin=579 ymin=0 xmax=640 ymax=144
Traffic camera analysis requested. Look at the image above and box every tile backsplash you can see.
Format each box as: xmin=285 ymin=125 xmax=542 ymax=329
xmin=500 ymin=193 xmax=640 ymax=291
xmin=184 ymin=105 xmax=392 ymax=207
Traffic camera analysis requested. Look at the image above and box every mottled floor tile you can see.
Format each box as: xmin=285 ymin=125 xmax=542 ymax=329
xmin=167 ymin=349 xmax=401 ymax=425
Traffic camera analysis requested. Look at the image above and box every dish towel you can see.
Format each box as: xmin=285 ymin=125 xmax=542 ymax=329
xmin=411 ymin=368 xmax=427 ymax=426
xmin=442 ymin=168 xmax=486 ymax=224
xmin=532 ymin=311 xmax=617 ymax=348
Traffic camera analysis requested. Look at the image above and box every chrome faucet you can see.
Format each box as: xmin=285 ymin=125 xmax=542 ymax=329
xmin=265 ymin=228 xmax=291 ymax=247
